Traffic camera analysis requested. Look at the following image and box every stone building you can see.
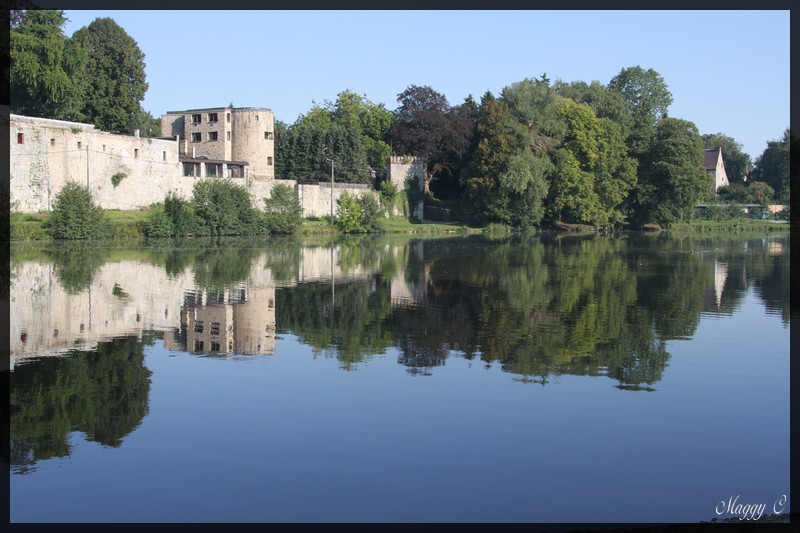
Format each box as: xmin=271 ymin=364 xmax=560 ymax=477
xmin=161 ymin=106 xmax=275 ymax=180
xmin=704 ymin=147 xmax=730 ymax=194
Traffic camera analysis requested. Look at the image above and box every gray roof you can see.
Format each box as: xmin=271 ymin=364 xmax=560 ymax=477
xmin=704 ymin=148 xmax=720 ymax=170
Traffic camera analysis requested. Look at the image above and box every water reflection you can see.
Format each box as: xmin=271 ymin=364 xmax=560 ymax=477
xmin=9 ymin=233 xmax=790 ymax=472
xmin=10 ymin=335 xmax=153 ymax=474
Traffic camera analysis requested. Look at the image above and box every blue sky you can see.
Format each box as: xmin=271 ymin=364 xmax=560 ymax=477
xmin=61 ymin=9 xmax=790 ymax=160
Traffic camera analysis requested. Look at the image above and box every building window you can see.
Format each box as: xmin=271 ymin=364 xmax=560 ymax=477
xmin=208 ymin=131 xmax=218 ymax=141
xmin=265 ymin=131 xmax=274 ymax=140
xmin=210 ymin=342 xmax=221 ymax=352
xmin=192 ymin=114 xmax=202 ymax=124
xmin=208 ymin=112 xmax=218 ymax=122
xmin=17 ymin=133 xmax=24 ymax=144
xmin=267 ymin=157 xmax=273 ymax=166
xmin=226 ymin=112 xmax=231 ymax=123
xmin=194 ymin=340 xmax=204 ymax=352
xmin=102 ymin=144 xmax=106 ymax=152
xmin=77 ymin=141 xmax=82 ymax=149
xmin=254 ymin=115 xmax=259 ymax=122
xmin=51 ymin=138 xmax=56 ymax=146
xmin=228 ymin=165 xmax=242 ymax=178
xmin=206 ymin=163 xmax=221 ymax=177
xmin=191 ymin=132 xmax=201 ymax=142
xmin=226 ymin=131 xmax=231 ymax=141
xmin=134 ymin=148 xmax=139 ymax=159
xmin=194 ymin=321 xmax=204 ymax=333
xmin=163 ymin=151 xmax=167 ymax=161
xmin=210 ymin=322 xmax=221 ymax=336
xmin=183 ymin=162 xmax=201 ymax=177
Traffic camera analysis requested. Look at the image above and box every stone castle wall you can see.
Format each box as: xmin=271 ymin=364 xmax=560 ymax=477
xmin=10 ymin=114 xmax=375 ymax=216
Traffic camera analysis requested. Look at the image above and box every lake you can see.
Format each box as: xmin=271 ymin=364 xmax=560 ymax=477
xmin=8 ymin=232 xmax=791 ymax=523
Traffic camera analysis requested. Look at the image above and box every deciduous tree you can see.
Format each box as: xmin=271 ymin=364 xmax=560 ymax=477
xmin=72 ymin=17 xmax=148 ymax=134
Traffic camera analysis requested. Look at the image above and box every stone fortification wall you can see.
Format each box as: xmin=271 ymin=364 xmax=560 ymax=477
xmin=387 ymin=155 xmax=424 ymax=190
xmin=387 ymin=155 xmax=424 ymax=219
xmin=10 ymin=114 xmax=376 ymax=216
xmin=10 ymin=114 xmax=187 ymax=212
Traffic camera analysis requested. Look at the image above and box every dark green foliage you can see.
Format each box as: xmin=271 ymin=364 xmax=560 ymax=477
xmin=379 ymin=181 xmax=398 ymax=208
xmin=110 ymin=172 xmax=126 ymax=188
xmin=165 ymin=193 xmax=195 ymax=237
xmin=142 ymin=193 xmax=196 ymax=238
xmin=630 ymin=118 xmax=709 ymax=227
xmin=192 ymin=180 xmax=259 ymax=236
xmin=10 ymin=10 xmax=87 ymax=121
xmin=359 ymin=193 xmax=383 ymax=233
xmin=49 ymin=181 xmax=109 ymax=239
xmin=749 ymin=129 xmax=790 ymax=202
xmin=263 ymin=183 xmax=302 ymax=234
xmin=72 ymin=17 xmax=148 ymax=134
xmin=10 ymin=336 xmax=152 ymax=473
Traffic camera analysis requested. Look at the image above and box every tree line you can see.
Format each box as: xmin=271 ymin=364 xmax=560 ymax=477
xmin=10 ymin=10 xmax=791 ymax=229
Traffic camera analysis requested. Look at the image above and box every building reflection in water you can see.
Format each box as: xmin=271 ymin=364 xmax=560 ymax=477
xmin=165 ymin=285 xmax=277 ymax=356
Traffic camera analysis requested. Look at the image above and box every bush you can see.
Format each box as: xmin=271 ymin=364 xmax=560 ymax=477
xmin=359 ymin=193 xmax=383 ymax=233
xmin=142 ymin=204 xmax=175 ymax=238
xmin=263 ymin=183 xmax=302 ymax=234
xmin=110 ymin=172 xmax=127 ymax=188
xmin=49 ymin=182 xmax=109 ymax=239
xmin=165 ymin=192 xmax=196 ymax=236
xmin=379 ymin=181 xmax=398 ymax=209
xmin=335 ymin=192 xmax=364 ymax=233
xmin=192 ymin=179 xmax=259 ymax=235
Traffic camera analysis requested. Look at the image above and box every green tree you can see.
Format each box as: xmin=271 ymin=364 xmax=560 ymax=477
xmin=548 ymin=99 xmax=636 ymax=227
xmin=273 ymin=119 xmax=290 ymax=179
xmin=327 ymin=90 xmax=393 ymax=179
xmin=10 ymin=10 xmax=87 ymax=121
xmin=72 ymin=17 xmax=148 ymax=134
xmin=49 ymin=181 xmax=109 ymax=239
xmin=192 ymin=179 xmax=259 ymax=236
xmin=631 ymin=118 xmax=709 ymax=227
xmin=701 ymin=133 xmax=752 ymax=185
xmin=744 ymin=181 xmax=775 ymax=205
xmin=554 ymin=79 xmax=633 ymax=140
xmin=263 ymin=183 xmax=303 ymax=234
xmin=749 ymin=129 xmax=790 ymax=203
xmin=608 ymin=66 xmax=673 ymax=157
xmin=463 ymin=98 xmax=528 ymax=223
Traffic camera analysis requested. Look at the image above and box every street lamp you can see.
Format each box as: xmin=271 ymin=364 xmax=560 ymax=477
xmin=323 ymin=147 xmax=335 ymax=225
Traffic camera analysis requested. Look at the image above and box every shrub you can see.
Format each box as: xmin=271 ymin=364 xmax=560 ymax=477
xmin=335 ymin=192 xmax=364 ymax=233
xmin=263 ymin=183 xmax=302 ymax=234
xmin=142 ymin=204 xmax=175 ymax=238
xmin=110 ymin=172 xmax=127 ymax=188
xmin=165 ymin=192 xmax=196 ymax=236
xmin=49 ymin=182 xmax=109 ymax=239
xmin=379 ymin=181 xmax=398 ymax=209
xmin=359 ymin=193 xmax=383 ymax=233
xmin=192 ymin=179 xmax=259 ymax=235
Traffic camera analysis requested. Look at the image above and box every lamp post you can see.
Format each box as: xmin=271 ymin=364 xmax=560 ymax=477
xmin=323 ymin=147 xmax=335 ymax=225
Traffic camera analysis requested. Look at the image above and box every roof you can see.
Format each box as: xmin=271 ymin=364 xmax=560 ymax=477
xmin=179 ymin=156 xmax=248 ymax=166
xmin=165 ymin=106 xmax=272 ymax=114
xmin=704 ymin=147 xmax=721 ymax=170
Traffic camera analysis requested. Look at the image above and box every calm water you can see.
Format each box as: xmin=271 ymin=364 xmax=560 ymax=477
xmin=9 ymin=233 xmax=790 ymax=523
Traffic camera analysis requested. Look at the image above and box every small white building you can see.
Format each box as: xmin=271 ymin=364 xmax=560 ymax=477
xmin=704 ymin=147 xmax=730 ymax=194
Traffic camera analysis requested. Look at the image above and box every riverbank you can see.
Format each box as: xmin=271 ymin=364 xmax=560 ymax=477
xmin=8 ymin=209 xmax=789 ymax=241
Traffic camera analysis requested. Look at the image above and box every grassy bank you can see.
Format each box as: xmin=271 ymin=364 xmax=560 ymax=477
xmin=10 ymin=210 xmax=483 ymax=241
xmin=10 ymin=209 xmax=789 ymax=242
